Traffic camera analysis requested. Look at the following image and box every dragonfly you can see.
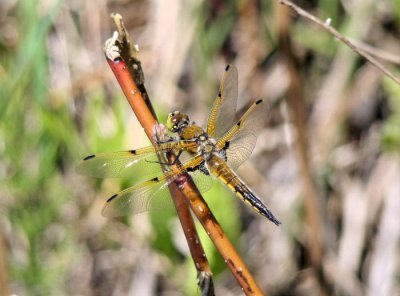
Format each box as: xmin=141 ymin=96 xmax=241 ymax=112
xmin=77 ymin=65 xmax=280 ymax=225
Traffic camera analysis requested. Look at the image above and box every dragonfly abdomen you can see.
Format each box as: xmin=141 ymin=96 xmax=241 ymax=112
xmin=239 ymin=187 xmax=281 ymax=225
xmin=207 ymin=155 xmax=281 ymax=225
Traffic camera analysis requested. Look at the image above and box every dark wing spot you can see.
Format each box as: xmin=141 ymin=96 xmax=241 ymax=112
xmin=218 ymin=91 xmax=222 ymax=97
xmin=225 ymin=64 xmax=230 ymax=71
xmin=255 ymin=99 xmax=263 ymax=105
xmin=237 ymin=121 xmax=241 ymax=127
xmin=83 ymin=154 xmax=95 ymax=161
xmin=151 ymin=177 xmax=159 ymax=182
xmin=130 ymin=150 xmax=137 ymax=154
xmin=107 ymin=194 xmax=118 ymax=202
xmin=186 ymin=166 xmax=197 ymax=172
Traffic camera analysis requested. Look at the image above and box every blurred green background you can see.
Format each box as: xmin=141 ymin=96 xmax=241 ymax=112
xmin=1 ymin=0 xmax=400 ymax=295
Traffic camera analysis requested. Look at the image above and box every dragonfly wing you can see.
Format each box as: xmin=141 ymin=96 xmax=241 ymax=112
xmin=101 ymin=175 xmax=173 ymax=217
xmin=77 ymin=140 xmax=188 ymax=179
xmin=217 ymin=99 xmax=270 ymax=170
xmin=77 ymin=139 xmax=200 ymax=179
xmin=187 ymin=169 xmax=214 ymax=194
xmin=180 ymin=155 xmax=213 ymax=194
xmin=77 ymin=148 xmax=163 ymax=179
xmin=207 ymin=65 xmax=238 ymax=138
xmin=102 ymin=157 xmax=213 ymax=217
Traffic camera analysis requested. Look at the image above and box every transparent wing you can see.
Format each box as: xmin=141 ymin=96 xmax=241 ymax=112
xmin=171 ymin=150 xmax=198 ymax=166
xmin=188 ymin=169 xmax=214 ymax=194
xmin=101 ymin=175 xmax=172 ymax=217
xmin=217 ymin=99 xmax=270 ymax=170
xmin=77 ymin=139 xmax=201 ymax=179
xmin=76 ymin=147 xmax=162 ymax=179
xmin=101 ymin=159 xmax=213 ymax=217
xmin=207 ymin=64 xmax=238 ymax=138
xmin=77 ymin=140 xmax=190 ymax=179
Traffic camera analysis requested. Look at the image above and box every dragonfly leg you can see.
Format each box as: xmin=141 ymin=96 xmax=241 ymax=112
xmin=145 ymin=149 xmax=184 ymax=166
xmin=157 ymin=136 xmax=176 ymax=144
xmin=169 ymin=149 xmax=184 ymax=165
xmin=145 ymin=158 xmax=174 ymax=165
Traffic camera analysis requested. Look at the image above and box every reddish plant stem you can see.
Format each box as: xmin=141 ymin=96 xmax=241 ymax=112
xmin=106 ymin=59 xmax=155 ymax=140
xmin=107 ymin=58 xmax=213 ymax=278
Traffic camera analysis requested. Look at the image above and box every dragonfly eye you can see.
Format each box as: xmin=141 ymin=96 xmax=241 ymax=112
xmin=166 ymin=111 xmax=190 ymax=132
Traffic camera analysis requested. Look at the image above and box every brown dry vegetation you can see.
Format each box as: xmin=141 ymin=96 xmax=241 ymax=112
xmin=1 ymin=0 xmax=400 ymax=295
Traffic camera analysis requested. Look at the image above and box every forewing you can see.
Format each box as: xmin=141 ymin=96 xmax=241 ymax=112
xmin=217 ymin=99 xmax=270 ymax=170
xmin=77 ymin=139 xmax=202 ymax=179
xmin=76 ymin=147 xmax=163 ymax=180
xmin=207 ymin=65 xmax=238 ymax=138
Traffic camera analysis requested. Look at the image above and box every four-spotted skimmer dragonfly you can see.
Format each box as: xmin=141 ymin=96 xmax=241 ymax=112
xmin=77 ymin=65 xmax=280 ymax=225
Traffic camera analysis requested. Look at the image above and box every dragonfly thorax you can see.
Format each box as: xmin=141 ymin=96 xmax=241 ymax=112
xmin=195 ymin=133 xmax=219 ymax=161
xmin=177 ymin=121 xmax=220 ymax=159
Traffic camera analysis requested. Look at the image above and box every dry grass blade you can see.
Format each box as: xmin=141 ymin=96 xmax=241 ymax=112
xmin=349 ymin=39 xmax=400 ymax=66
xmin=279 ymin=0 xmax=400 ymax=85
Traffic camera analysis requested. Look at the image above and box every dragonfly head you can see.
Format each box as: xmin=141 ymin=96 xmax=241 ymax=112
xmin=167 ymin=111 xmax=190 ymax=133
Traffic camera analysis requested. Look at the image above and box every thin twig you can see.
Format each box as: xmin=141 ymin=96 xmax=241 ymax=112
xmin=279 ymin=0 xmax=400 ymax=85
xmin=349 ymin=39 xmax=400 ymax=66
